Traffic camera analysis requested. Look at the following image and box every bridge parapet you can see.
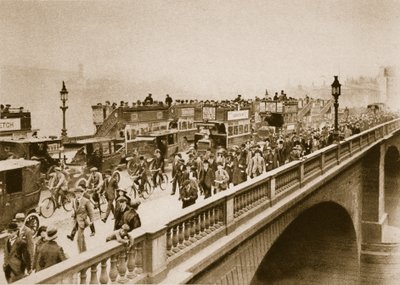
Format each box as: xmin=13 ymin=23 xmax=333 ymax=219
xmin=17 ymin=118 xmax=400 ymax=284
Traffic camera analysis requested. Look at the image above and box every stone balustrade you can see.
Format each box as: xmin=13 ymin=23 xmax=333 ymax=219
xmin=17 ymin=118 xmax=400 ymax=284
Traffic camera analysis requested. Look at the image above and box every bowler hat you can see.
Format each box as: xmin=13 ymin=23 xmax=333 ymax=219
xmin=15 ymin=213 xmax=26 ymax=221
xmin=90 ymin=167 xmax=98 ymax=172
xmin=54 ymin=167 xmax=61 ymax=171
xmin=105 ymin=169 xmax=112 ymax=175
xmin=46 ymin=226 xmax=58 ymax=241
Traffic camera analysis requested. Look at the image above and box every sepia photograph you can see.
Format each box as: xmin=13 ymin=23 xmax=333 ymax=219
xmin=0 ymin=0 xmax=400 ymax=284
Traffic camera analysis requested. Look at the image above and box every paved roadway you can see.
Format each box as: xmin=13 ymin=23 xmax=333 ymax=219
xmin=0 ymin=166 xmax=202 ymax=283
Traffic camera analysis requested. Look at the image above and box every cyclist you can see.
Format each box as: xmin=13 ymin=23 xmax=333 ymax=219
xmin=49 ymin=167 xmax=68 ymax=208
xmin=86 ymin=167 xmax=104 ymax=208
xmin=151 ymin=149 xmax=165 ymax=187
xmin=132 ymin=156 xmax=148 ymax=193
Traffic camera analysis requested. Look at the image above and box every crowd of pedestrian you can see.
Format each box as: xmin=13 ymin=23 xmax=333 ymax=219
xmin=3 ymin=213 xmax=66 ymax=283
xmin=166 ymin=110 xmax=398 ymax=209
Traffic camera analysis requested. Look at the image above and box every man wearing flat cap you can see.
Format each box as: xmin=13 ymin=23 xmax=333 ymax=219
xmin=3 ymin=221 xmax=31 ymax=283
xmin=68 ymin=185 xmax=95 ymax=253
xmin=102 ymin=169 xmax=119 ymax=223
xmin=36 ymin=227 xmax=67 ymax=272
xmin=49 ymin=167 xmax=68 ymax=209
xmin=114 ymin=195 xmax=130 ymax=230
xmin=86 ymin=167 xmax=104 ymax=212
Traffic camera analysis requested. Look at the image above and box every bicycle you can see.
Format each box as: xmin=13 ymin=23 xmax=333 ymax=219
xmin=128 ymin=175 xmax=153 ymax=200
xmin=40 ymin=187 xmax=74 ymax=218
xmin=149 ymin=169 xmax=169 ymax=191
xmin=75 ymin=177 xmax=107 ymax=214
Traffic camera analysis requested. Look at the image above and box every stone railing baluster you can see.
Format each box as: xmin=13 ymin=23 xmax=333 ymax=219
xmin=209 ymin=207 xmax=216 ymax=231
xmin=99 ymin=259 xmax=108 ymax=284
xmin=195 ymin=214 xmax=202 ymax=239
xmin=184 ymin=220 xmax=191 ymax=246
xmin=109 ymin=254 xmax=118 ymax=283
xmin=134 ymin=242 xmax=143 ymax=275
xmin=80 ymin=267 xmax=88 ymax=284
xmin=127 ymin=246 xmax=136 ymax=279
xmin=178 ymin=223 xmax=185 ymax=249
xmin=89 ymin=263 xmax=99 ymax=284
xmin=205 ymin=210 xmax=212 ymax=233
xmin=117 ymin=250 xmax=127 ymax=283
xmin=200 ymin=211 xmax=207 ymax=237
xmin=172 ymin=226 xmax=179 ymax=253
xmin=190 ymin=217 xmax=197 ymax=243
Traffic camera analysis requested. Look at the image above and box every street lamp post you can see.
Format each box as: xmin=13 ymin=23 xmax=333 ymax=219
xmin=60 ymin=81 xmax=68 ymax=138
xmin=331 ymin=75 xmax=341 ymax=142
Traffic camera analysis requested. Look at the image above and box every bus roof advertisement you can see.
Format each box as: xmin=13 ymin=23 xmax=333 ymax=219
xmin=181 ymin=108 xmax=194 ymax=117
xmin=202 ymin=107 xmax=216 ymax=120
xmin=227 ymin=110 xmax=249 ymax=120
xmin=0 ymin=118 xmax=21 ymax=131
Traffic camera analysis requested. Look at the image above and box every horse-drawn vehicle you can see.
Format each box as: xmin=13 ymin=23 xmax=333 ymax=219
xmin=0 ymin=159 xmax=41 ymax=236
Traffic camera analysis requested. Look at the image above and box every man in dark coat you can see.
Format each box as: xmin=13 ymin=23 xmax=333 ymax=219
xmin=114 ymin=196 xmax=130 ymax=230
xmin=171 ymin=154 xmax=183 ymax=195
xmin=181 ymin=180 xmax=198 ymax=209
xmin=102 ymin=169 xmax=119 ymax=223
xmin=3 ymin=222 xmax=31 ymax=283
xmin=199 ymin=160 xmax=214 ymax=199
xmin=36 ymin=227 xmax=67 ymax=272
xmin=123 ymin=200 xmax=142 ymax=232
xmin=14 ymin=213 xmax=34 ymax=269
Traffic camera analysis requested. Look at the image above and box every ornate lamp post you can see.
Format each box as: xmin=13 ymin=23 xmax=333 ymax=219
xmin=60 ymin=81 xmax=68 ymax=138
xmin=331 ymin=75 xmax=341 ymax=142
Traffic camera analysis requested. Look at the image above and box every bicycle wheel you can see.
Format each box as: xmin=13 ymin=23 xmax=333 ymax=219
xmin=62 ymin=193 xmax=74 ymax=212
xmin=40 ymin=198 xmax=55 ymax=218
xmin=127 ymin=161 xmax=138 ymax=176
xmin=141 ymin=182 xmax=153 ymax=199
xmin=159 ymin=173 xmax=169 ymax=190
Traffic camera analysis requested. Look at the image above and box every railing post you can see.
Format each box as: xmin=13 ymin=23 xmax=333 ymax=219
xmin=144 ymin=228 xmax=168 ymax=283
xmin=109 ymin=254 xmax=118 ymax=283
xmin=336 ymin=143 xmax=341 ymax=164
xmin=348 ymin=140 xmax=353 ymax=157
xmin=320 ymin=153 xmax=325 ymax=174
xmin=268 ymin=177 xmax=276 ymax=203
xmin=299 ymin=161 xmax=304 ymax=188
xmin=226 ymin=195 xmax=235 ymax=234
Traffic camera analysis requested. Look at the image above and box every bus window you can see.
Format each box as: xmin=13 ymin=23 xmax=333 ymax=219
xmin=244 ymin=124 xmax=249 ymax=133
xmin=168 ymin=134 xmax=174 ymax=145
xmin=228 ymin=126 xmax=233 ymax=136
xmin=182 ymin=121 xmax=187 ymax=130
xmin=188 ymin=121 xmax=193 ymax=129
xmin=234 ymin=126 xmax=238 ymax=135
xmin=239 ymin=125 xmax=244 ymax=134
xmin=6 ymin=169 xmax=22 ymax=194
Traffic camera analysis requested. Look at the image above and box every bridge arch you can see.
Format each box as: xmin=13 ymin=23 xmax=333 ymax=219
xmin=250 ymin=202 xmax=359 ymax=285
xmin=384 ymin=145 xmax=400 ymax=227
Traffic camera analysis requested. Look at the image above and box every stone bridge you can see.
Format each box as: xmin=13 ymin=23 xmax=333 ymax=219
xmin=19 ymin=118 xmax=400 ymax=284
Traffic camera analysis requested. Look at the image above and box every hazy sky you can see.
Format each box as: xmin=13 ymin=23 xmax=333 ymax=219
xmin=1 ymin=0 xmax=399 ymax=95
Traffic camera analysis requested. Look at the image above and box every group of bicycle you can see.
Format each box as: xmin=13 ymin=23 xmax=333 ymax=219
xmin=39 ymin=149 xmax=168 ymax=219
